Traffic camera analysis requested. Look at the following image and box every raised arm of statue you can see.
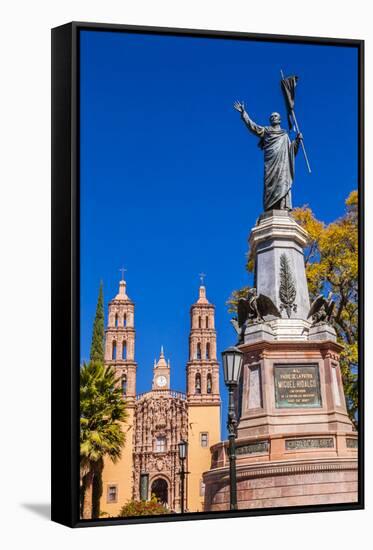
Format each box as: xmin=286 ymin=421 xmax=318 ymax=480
xmin=234 ymin=100 xmax=265 ymax=138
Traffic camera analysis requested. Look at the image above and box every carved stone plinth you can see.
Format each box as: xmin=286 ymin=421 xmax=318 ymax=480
xmin=203 ymin=337 xmax=358 ymax=511
xmin=237 ymin=339 xmax=353 ymax=437
xmin=250 ymin=210 xmax=311 ymax=321
xmin=244 ymin=323 xmax=274 ymax=343
xmin=309 ymin=323 xmax=337 ymax=342
xmin=203 ymin=209 xmax=358 ymax=512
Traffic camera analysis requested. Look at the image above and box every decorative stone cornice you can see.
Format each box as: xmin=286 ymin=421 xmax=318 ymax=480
xmin=250 ymin=210 xmax=309 ymax=254
xmin=135 ymin=389 xmax=187 ymax=401
xmin=239 ymin=339 xmax=344 ymax=355
xmin=187 ymin=399 xmax=221 ymax=407
xmin=204 ymin=458 xmax=358 ymax=484
xmin=105 ymin=326 xmax=135 ymax=334
xmin=109 ymin=297 xmax=134 ymax=305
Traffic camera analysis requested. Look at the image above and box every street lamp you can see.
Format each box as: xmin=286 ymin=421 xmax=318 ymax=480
xmin=222 ymin=346 xmax=243 ymax=511
xmin=178 ymin=440 xmax=188 ymax=513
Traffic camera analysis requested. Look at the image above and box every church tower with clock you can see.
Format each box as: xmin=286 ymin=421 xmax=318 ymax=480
xmin=152 ymin=347 xmax=170 ymax=390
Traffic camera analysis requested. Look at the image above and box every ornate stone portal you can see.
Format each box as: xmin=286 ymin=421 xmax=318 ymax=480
xmin=203 ymin=210 xmax=358 ymax=511
xmin=133 ymin=355 xmax=188 ymax=510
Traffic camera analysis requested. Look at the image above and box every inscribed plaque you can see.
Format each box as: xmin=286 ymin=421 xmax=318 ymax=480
xmin=274 ymin=364 xmax=322 ymax=408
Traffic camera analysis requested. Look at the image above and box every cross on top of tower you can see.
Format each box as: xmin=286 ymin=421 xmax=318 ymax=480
xmin=115 ymin=267 xmax=130 ymax=301
xmin=199 ymin=272 xmax=206 ymax=285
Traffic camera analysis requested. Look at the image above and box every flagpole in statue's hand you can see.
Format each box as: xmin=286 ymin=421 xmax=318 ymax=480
xmin=280 ymin=70 xmax=312 ymax=174
xmin=291 ymin=110 xmax=312 ymax=173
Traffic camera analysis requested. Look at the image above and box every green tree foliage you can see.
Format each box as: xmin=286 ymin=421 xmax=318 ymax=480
xmin=118 ymin=496 xmax=171 ymax=517
xmin=227 ymin=190 xmax=359 ymax=426
xmin=80 ymin=361 xmax=128 ymax=519
xmin=90 ymin=281 xmax=105 ymax=363
xmin=292 ymin=190 xmax=358 ymax=426
xmin=226 ymin=286 xmax=251 ymax=314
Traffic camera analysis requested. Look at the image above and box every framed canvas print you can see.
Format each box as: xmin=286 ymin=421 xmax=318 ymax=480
xmin=51 ymin=21 xmax=364 ymax=527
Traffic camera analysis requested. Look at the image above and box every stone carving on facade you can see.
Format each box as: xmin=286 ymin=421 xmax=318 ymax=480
xmin=132 ymin=392 xmax=188 ymax=510
xmin=279 ymin=253 xmax=297 ymax=317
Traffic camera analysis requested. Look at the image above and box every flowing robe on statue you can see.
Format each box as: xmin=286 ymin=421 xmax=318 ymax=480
xmin=242 ymin=112 xmax=300 ymax=211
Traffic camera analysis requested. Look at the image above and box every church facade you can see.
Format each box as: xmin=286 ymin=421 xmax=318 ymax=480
xmin=100 ymin=278 xmax=221 ymax=515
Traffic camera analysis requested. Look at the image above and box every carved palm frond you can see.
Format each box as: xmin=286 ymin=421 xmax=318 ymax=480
xmin=279 ymin=253 xmax=297 ymax=318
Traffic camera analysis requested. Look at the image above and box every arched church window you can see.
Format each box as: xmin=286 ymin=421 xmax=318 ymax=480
xmin=206 ymin=342 xmax=211 ymax=359
xmin=112 ymin=341 xmax=117 ymax=360
xmin=198 ymin=316 xmax=202 ymax=328
xmin=122 ymin=374 xmax=127 ymax=396
xmin=122 ymin=341 xmax=127 ymax=360
xmin=206 ymin=316 xmax=209 ymax=328
xmin=123 ymin=314 xmax=126 ymax=327
xmin=196 ymin=343 xmax=202 ymax=360
xmin=195 ymin=373 xmax=201 ymax=394
xmin=207 ymin=373 xmax=212 ymax=394
xmin=115 ymin=313 xmax=118 ymax=327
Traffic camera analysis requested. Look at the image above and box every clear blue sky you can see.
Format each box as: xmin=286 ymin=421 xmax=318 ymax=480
xmin=80 ymin=29 xmax=358 ymax=437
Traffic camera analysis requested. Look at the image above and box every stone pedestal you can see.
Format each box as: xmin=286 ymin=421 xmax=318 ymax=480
xmin=250 ymin=210 xmax=310 ymax=321
xmin=204 ymin=455 xmax=358 ymax=511
xmin=236 ymin=340 xmax=352 ymax=438
xmin=203 ymin=337 xmax=358 ymax=511
xmin=203 ymin=211 xmax=358 ymax=511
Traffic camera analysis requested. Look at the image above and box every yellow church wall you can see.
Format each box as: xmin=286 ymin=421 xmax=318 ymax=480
xmin=187 ymin=404 xmax=221 ymax=513
xmin=100 ymin=408 xmax=134 ymax=518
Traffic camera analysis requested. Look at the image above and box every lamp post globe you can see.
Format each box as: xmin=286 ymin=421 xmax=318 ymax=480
xmin=222 ymin=346 xmax=243 ymax=386
xmin=178 ymin=440 xmax=188 ymax=460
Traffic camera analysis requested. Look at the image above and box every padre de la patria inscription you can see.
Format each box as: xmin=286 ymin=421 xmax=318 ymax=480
xmin=274 ymin=365 xmax=322 ymax=408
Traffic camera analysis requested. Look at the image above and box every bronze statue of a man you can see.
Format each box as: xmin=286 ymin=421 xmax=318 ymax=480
xmin=234 ymin=102 xmax=303 ymax=211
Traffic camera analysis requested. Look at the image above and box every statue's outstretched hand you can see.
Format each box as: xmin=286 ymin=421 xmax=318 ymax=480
xmin=234 ymin=100 xmax=245 ymax=114
xmin=296 ymin=132 xmax=303 ymax=141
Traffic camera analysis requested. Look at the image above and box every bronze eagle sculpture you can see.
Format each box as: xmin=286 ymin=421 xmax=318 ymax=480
xmin=231 ymin=287 xmax=281 ymax=342
xmin=307 ymin=291 xmax=335 ymax=325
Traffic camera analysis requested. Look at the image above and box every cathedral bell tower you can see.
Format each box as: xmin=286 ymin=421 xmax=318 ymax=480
xmin=100 ymin=276 xmax=137 ymax=514
xmin=186 ymin=282 xmax=221 ymax=512
xmin=186 ymin=284 xmax=220 ymax=403
xmin=104 ymin=277 xmax=137 ymax=404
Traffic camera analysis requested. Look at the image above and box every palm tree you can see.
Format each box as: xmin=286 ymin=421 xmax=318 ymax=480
xmin=80 ymin=360 xmax=128 ymax=519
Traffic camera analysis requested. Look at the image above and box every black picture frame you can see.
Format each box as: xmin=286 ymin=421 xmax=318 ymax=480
xmin=51 ymin=21 xmax=364 ymax=528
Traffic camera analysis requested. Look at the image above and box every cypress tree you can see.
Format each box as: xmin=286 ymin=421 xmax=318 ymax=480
xmin=90 ymin=281 xmax=105 ymax=363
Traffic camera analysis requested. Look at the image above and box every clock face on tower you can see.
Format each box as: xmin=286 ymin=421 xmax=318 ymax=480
xmin=156 ymin=375 xmax=167 ymax=388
